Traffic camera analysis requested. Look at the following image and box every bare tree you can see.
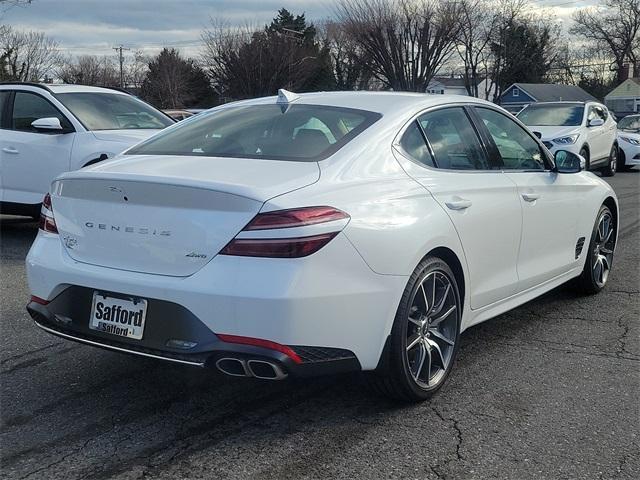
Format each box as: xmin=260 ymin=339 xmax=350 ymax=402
xmin=125 ymin=50 xmax=150 ymax=90
xmin=455 ymin=0 xmax=503 ymax=97
xmin=1 ymin=26 xmax=61 ymax=81
xmin=571 ymin=0 xmax=640 ymax=83
xmin=319 ymin=20 xmax=373 ymax=90
xmin=57 ymin=55 xmax=119 ymax=86
xmin=335 ymin=0 xmax=461 ymax=92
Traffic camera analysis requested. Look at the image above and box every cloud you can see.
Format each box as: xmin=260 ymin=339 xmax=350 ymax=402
xmin=1 ymin=0 xmax=599 ymax=58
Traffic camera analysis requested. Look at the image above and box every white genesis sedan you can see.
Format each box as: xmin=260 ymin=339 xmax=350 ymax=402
xmin=26 ymin=91 xmax=618 ymax=401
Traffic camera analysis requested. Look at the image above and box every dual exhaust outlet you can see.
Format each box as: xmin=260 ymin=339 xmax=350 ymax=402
xmin=215 ymin=357 xmax=288 ymax=380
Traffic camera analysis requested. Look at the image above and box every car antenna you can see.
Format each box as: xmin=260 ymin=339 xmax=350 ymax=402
xmin=276 ymin=89 xmax=300 ymax=113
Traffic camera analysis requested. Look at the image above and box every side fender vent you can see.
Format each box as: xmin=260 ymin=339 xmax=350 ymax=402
xmin=575 ymin=237 xmax=586 ymax=259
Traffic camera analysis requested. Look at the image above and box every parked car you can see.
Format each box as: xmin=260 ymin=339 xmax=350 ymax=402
xmin=517 ymin=101 xmax=619 ymax=176
xmin=163 ymin=109 xmax=194 ymax=121
xmin=26 ymin=91 xmax=618 ymax=401
xmin=0 ymin=83 xmax=175 ymax=217
xmin=616 ymin=114 xmax=640 ymax=170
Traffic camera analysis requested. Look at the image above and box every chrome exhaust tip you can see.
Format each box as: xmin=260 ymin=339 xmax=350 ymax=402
xmin=216 ymin=357 xmax=250 ymax=377
xmin=247 ymin=359 xmax=288 ymax=380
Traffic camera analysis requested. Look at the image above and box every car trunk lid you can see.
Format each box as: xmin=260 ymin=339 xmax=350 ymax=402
xmin=51 ymin=155 xmax=320 ymax=276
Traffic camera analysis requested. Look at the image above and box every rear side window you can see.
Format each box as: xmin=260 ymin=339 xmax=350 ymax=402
xmin=399 ymin=121 xmax=435 ymax=168
xmin=127 ymin=104 xmax=381 ymax=161
xmin=418 ymin=107 xmax=490 ymax=170
xmin=12 ymin=92 xmax=73 ymax=132
xmin=0 ymin=91 xmax=9 ymax=128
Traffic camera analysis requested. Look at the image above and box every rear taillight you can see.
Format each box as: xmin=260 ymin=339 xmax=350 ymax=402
xmin=221 ymin=206 xmax=348 ymax=258
xmin=243 ymin=206 xmax=348 ymax=230
xmin=39 ymin=193 xmax=58 ymax=234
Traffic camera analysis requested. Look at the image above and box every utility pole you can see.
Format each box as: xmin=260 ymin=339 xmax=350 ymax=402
xmin=112 ymin=45 xmax=130 ymax=88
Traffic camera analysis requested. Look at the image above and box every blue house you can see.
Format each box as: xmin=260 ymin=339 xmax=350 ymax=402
xmin=500 ymin=83 xmax=597 ymax=113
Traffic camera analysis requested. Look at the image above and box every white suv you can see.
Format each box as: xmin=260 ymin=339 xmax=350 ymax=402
xmin=517 ymin=101 xmax=619 ymax=176
xmin=0 ymin=83 xmax=174 ymax=217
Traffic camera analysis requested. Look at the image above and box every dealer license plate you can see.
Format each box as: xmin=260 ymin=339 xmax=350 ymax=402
xmin=89 ymin=292 xmax=147 ymax=340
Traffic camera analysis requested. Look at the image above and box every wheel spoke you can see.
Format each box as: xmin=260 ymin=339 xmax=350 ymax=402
xmin=431 ymin=305 xmax=456 ymax=327
xmin=600 ymin=246 xmax=613 ymax=255
xmin=408 ymin=316 xmax=422 ymax=327
xmin=429 ymin=328 xmax=454 ymax=346
xmin=420 ymin=283 xmax=429 ymax=313
xmin=427 ymin=338 xmax=446 ymax=369
xmin=432 ymin=283 xmax=451 ymax=316
xmin=417 ymin=341 xmax=431 ymax=385
xmin=406 ymin=333 xmax=422 ymax=352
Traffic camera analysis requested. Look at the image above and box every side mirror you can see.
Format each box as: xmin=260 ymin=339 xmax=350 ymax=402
xmin=588 ymin=118 xmax=604 ymax=127
xmin=31 ymin=117 xmax=63 ymax=131
xmin=554 ymin=150 xmax=585 ymax=173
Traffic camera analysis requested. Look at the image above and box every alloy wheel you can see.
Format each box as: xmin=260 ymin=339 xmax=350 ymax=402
xmin=405 ymin=270 xmax=458 ymax=388
xmin=592 ymin=211 xmax=615 ymax=288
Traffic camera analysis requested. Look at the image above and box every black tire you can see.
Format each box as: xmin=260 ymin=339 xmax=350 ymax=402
xmin=368 ymin=257 xmax=462 ymax=402
xmin=602 ymin=144 xmax=618 ymax=177
xmin=579 ymin=147 xmax=590 ymax=171
xmin=576 ymin=205 xmax=616 ymax=294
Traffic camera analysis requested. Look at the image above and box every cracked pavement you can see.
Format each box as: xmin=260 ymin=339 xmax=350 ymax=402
xmin=1 ymin=172 xmax=638 ymax=480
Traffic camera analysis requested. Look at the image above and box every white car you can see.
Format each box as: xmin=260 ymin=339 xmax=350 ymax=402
xmin=616 ymin=114 xmax=640 ymax=170
xmin=0 ymin=83 xmax=174 ymax=217
xmin=26 ymin=91 xmax=618 ymax=401
xmin=517 ymin=101 xmax=619 ymax=176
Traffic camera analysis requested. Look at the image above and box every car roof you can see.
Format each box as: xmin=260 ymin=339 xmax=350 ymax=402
xmin=221 ymin=91 xmax=496 ymax=116
xmin=0 ymin=82 xmax=129 ymax=95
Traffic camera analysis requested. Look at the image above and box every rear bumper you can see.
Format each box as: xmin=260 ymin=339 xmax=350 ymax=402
xmin=26 ymin=231 xmax=407 ymax=370
xmin=27 ymin=291 xmax=361 ymax=378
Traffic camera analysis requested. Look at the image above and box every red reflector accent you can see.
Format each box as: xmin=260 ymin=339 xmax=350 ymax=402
xmin=39 ymin=193 xmax=58 ymax=234
xmin=42 ymin=193 xmax=52 ymax=209
xmin=244 ymin=206 xmax=348 ymax=231
xmin=217 ymin=334 xmax=302 ymax=364
xmin=220 ymin=232 xmax=338 ymax=258
xmin=39 ymin=215 xmax=58 ymax=234
xmin=30 ymin=295 xmax=49 ymax=305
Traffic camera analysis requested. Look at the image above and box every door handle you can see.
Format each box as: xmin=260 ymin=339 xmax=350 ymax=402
xmin=521 ymin=192 xmax=540 ymax=202
xmin=445 ymin=198 xmax=473 ymax=210
xmin=2 ymin=147 xmax=19 ymax=154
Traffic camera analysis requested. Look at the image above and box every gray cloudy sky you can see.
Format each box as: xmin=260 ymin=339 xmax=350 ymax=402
xmin=2 ymin=0 xmax=599 ymax=58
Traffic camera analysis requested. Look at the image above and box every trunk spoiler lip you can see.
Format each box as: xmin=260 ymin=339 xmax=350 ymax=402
xmin=54 ymin=162 xmax=321 ymax=204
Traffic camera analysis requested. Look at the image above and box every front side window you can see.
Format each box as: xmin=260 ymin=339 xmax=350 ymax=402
xmin=11 ymin=92 xmax=73 ymax=132
xmin=55 ymin=92 xmax=173 ymax=131
xmin=418 ymin=107 xmax=490 ymax=170
xmin=127 ymin=104 xmax=381 ymax=162
xmin=518 ymin=104 xmax=585 ymax=127
xmin=476 ymin=107 xmax=545 ymax=171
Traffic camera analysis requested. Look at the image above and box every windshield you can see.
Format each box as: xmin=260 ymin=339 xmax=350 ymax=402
xmin=618 ymin=115 xmax=640 ymax=132
xmin=126 ymin=104 xmax=381 ymax=161
xmin=517 ymin=104 xmax=585 ymax=127
xmin=55 ymin=92 xmax=174 ymax=131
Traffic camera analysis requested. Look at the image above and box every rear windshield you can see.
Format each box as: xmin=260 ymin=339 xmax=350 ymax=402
xmin=126 ymin=104 xmax=381 ymax=161
xmin=56 ymin=92 xmax=174 ymax=131
xmin=517 ymin=104 xmax=585 ymax=127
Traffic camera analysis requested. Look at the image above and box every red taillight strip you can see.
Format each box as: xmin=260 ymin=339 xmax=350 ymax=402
xmin=216 ymin=334 xmax=302 ymax=364
xmin=220 ymin=232 xmax=338 ymax=258
xmin=39 ymin=193 xmax=58 ymax=234
xmin=30 ymin=295 xmax=50 ymax=305
xmin=243 ymin=206 xmax=349 ymax=231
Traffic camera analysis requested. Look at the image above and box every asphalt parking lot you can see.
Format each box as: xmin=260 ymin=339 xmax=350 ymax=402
xmin=1 ymin=172 xmax=638 ymax=480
